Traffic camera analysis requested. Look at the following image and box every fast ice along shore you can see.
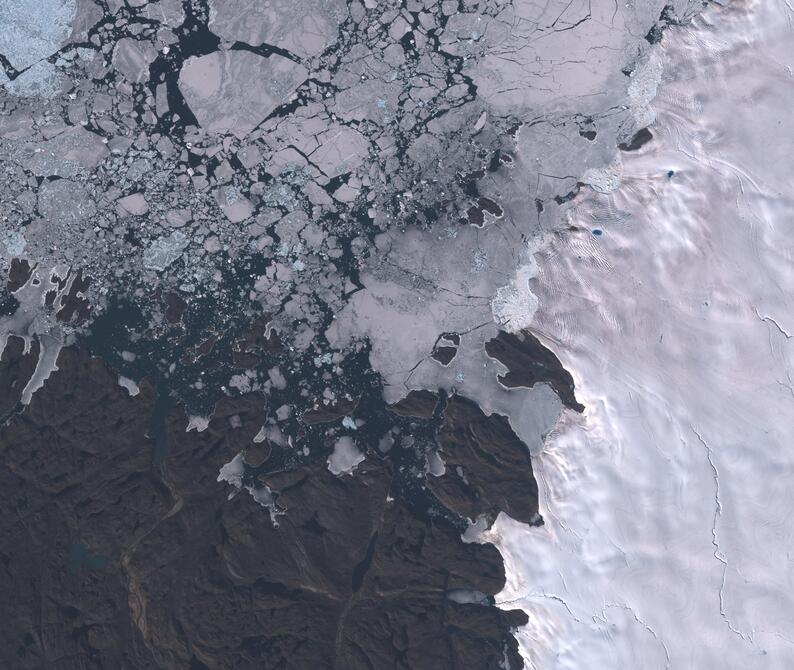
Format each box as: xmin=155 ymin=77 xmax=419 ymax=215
xmin=486 ymin=2 xmax=794 ymax=668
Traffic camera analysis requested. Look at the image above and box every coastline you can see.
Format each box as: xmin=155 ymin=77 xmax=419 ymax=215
xmin=488 ymin=1 xmax=794 ymax=667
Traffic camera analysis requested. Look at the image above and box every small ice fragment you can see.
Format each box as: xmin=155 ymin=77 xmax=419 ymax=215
xmin=217 ymin=453 xmax=245 ymax=487
xmin=118 ymin=376 xmax=140 ymax=396
xmin=2 ymin=231 xmax=26 ymax=257
xmin=327 ymin=436 xmax=365 ymax=475
xmin=186 ymin=415 xmax=210 ymax=432
xmin=20 ymin=334 xmax=62 ymax=405
xmin=461 ymin=515 xmax=489 ymax=543
xmin=143 ymin=231 xmax=188 ymax=271
xmin=427 ymin=450 xmax=446 ymax=476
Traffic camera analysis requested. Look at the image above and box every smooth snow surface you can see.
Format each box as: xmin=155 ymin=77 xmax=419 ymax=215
xmin=487 ymin=3 xmax=794 ymax=668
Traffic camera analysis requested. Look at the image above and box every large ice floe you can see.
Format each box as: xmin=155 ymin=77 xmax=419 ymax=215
xmin=486 ymin=2 xmax=794 ymax=668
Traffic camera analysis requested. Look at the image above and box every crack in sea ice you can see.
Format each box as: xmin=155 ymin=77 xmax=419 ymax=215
xmin=599 ymin=602 xmax=671 ymax=669
xmin=775 ymin=372 xmax=794 ymax=400
xmin=752 ymin=306 xmax=793 ymax=339
xmin=534 ymin=447 xmax=585 ymax=543
xmin=691 ymin=425 xmax=754 ymax=643
xmin=496 ymin=589 xmax=589 ymax=626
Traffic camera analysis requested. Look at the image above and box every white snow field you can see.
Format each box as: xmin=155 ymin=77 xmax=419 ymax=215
xmin=486 ymin=2 xmax=794 ymax=668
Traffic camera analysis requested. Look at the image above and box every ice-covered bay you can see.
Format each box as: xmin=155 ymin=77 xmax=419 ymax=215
xmin=487 ymin=2 xmax=794 ymax=667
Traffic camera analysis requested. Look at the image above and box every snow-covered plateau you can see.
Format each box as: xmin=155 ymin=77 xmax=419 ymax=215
xmin=487 ymin=2 xmax=794 ymax=668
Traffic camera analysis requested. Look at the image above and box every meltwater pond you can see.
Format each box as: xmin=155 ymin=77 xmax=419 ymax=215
xmin=487 ymin=2 xmax=794 ymax=668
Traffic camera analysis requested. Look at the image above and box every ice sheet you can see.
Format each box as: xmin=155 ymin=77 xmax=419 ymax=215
xmin=487 ymin=2 xmax=794 ymax=668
